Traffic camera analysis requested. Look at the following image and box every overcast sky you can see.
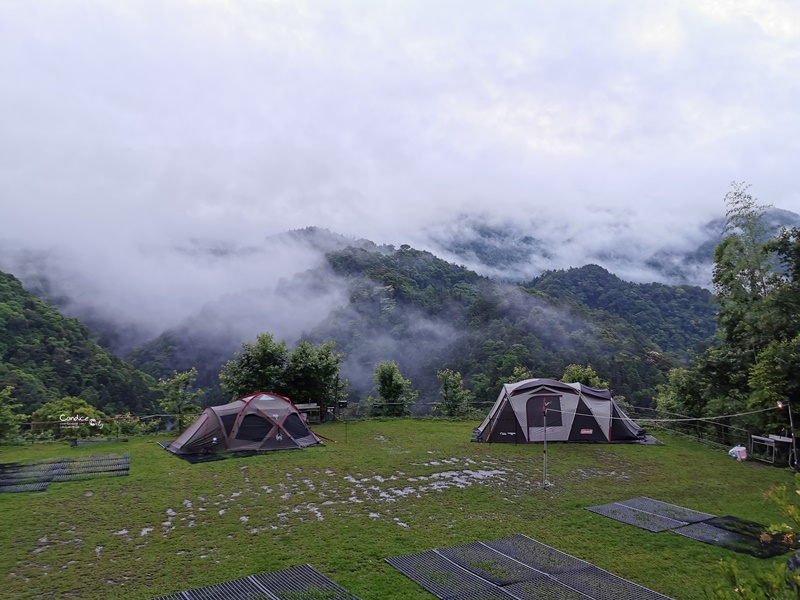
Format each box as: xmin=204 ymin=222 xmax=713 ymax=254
xmin=1 ymin=0 xmax=799 ymax=337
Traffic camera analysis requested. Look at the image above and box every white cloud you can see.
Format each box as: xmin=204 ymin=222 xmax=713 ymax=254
xmin=0 ymin=0 xmax=798 ymax=337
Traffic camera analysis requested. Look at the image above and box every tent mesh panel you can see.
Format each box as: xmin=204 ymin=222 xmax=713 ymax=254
xmin=282 ymin=413 xmax=312 ymax=439
xmin=618 ymin=497 xmax=715 ymax=523
xmin=585 ymin=503 xmax=688 ymax=533
xmin=152 ymin=564 xmax=360 ymax=600
xmin=438 ymin=542 xmax=544 ymax=585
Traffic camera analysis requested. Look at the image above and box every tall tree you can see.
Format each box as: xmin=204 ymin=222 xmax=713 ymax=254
xmin=158 ymin=367 xmax=204 ymax=431
xmin=283 ymin=340 xmax=347 ymax=412
xmin=659 ymin=185 xmax=799 ymax=432
xmin=561 ymin=364 xmax=609 ymax=389
xmin=712 ymin=181 xmax=778 ymax=362
xmin=0 ymin=386 xmax=26 ymax=444
xmin=219 ymin=333 xmax=289 ymax=398
xmin=368 ymin=361 xmax=418 ymax=417
xmin=219 ymin=334 xmax=347 ymax=410
xmin=434 ymin=369 xmax=474 ymax=417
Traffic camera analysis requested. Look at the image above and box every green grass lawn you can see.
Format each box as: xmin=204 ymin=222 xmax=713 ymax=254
xmin=0 ymin=420 xmax=794 ymax=600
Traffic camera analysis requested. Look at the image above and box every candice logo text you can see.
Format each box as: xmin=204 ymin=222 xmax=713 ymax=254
xmin=59 ymin=415 xmax=104 ymax=429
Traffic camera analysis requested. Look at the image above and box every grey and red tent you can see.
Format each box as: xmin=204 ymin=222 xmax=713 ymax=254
xmin=166 ymin=392 xmax=322 ymax=455
xmin=473 ymin=378 xmax=645 ymax=443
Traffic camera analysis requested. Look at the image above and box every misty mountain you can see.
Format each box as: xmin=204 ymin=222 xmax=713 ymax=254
xmin=1 ymin=218 xmax=729 ymax=414
xmin=0 ymin=227 xmax=382 ymax=357
xmin=0 ymin=271 xmax=159 ymax=415
xmin=424 ymin=208 xmax=800 ymax=286
xmin=124 ymin=244 xmax=717 ymax=409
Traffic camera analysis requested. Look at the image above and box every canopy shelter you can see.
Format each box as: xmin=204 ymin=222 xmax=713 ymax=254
xmin=473 ymin=378 xmax=645 ymax=443
xmin=166 ymin=392 xmax=322 ymax=455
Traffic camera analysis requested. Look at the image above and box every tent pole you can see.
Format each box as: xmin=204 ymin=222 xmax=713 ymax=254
xmin=542 ymin=400 xmax=551 ymax=487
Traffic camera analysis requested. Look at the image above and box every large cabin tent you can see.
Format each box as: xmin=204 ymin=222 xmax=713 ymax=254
xmin=165 ymin=392 xmax=322 ymax=455
xmin=473 ymin=378 xmax=645 ymax=443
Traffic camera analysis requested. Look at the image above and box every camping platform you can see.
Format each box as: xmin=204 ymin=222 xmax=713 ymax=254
xmin=152 ymin=563 xmax=361 ymax=599
xmin=386 ymin=533 xmax=671 ymax=600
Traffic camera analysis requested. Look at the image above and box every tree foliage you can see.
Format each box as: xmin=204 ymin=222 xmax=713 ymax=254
xmin=219 ymin=333 xmax=290 ymax=398
xmin=712 ymin=182 xmax=778 ymax=362
xmin=0 ymin=386 xmax=26 ymax=444
xmin=30 ymin=396 xmax=107 ymax=439
xmin=283 ymin=340 xmax=347 ymax=408
xmin=560 ymin=364 xmax=609 ymax=389
xmin=658 ymin=184 xmax=800 ymax=433
xmin=368 ymin=361 xmax=418 ymax=417
xmin=0 ymin=271 xmax=159 ymax=415
xmin=158 ymin=367 xmax=204 ymax=431
xmin=708 ymin=475 xmax=800 ymax=598
xmin=219 ymin=334 xmax=346 ymax=412
xmin=434 ymin=369 xmax=474 ymax=417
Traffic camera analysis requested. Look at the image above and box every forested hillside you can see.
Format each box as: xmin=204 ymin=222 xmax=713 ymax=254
xmin=309 ymin=246 xmax=717 ymax=406
xmin=528 ymin=264 xmax=717 ymax=357
xmin=0 ymin=271 xmax=159 ymax=415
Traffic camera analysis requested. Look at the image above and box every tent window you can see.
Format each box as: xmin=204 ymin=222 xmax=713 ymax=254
xmin=283 ymin=413 xmax=310 ymax=438
xmin=220 ymin=413 xmax=238 ymax=437
xmin=235 ymin=414 xmax=272 ymax=441
xmin=527 ymin=396 xmax=563 ymax=427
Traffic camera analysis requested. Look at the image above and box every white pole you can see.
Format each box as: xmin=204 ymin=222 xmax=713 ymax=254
xmin=542 ymin=402 xmax=551 ymax=487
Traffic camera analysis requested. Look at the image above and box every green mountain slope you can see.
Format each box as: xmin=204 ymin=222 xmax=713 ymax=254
xmin=310 ymin=247 xmax=718 ymax=406
xmin=527 ymin=264 xmax=717 ymax=356
xmin=0 ymin=271 xmax=159 ymax=415
xmin=124 ymin=244 xmax=719 ymax=409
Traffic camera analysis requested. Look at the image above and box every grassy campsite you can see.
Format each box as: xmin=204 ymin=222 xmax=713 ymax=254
xmin=0 ymin=420 xmax=794 ymax=600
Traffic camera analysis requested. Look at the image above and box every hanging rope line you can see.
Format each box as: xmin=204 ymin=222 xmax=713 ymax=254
xmin=630 ymin=406 xmax=777 ymax=423
xmin=533 ymin=405 xmax=778 ymax=423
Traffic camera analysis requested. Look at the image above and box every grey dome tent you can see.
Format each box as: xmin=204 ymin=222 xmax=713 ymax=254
xmin=473 ymin=378 xmax=645 ymax=443
xmin=165 ymin=392 xmax=322 ymax=455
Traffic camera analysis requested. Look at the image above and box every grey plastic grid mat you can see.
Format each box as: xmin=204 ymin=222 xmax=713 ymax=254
xmin=251 ymin=564 xmax=362 ymax=599
xmin=153 ymin=564 xmax=361 ymax=600
xmin=554 ymin=565 xmax=671 ymax=600
xmin=670 ymin=521 xmax=792 ymax=558
xmin=585 ymin=503 xmax=688 ymax=532
xmin=503 ymin=577 xmax=591 ymax=600
xmin=0 ymin=453 xmax=130 ymax=491
xmin=618 ymin=497 xmax=716 ymax=523
xmin=386 ymin=550 xmax=499 ymax=598
xmin=438 ymin=542 xmax=544 ymax=585
xmin=485 ymin=535 xmax=589 ymax=574
xmin=672 ymin=521 xmax=753 ymax=546
xmin=387 ymin=534 xmax=671 ymax=600
xmin=444 ymin=587 xmax=520 ymax=599
xmin=0 ymin=482 xmax=50 ymax=493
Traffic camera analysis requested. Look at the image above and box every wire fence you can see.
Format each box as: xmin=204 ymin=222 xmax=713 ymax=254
xmin=625 ymin=405 xmax=751 ymax=449
xmin=12 ymin=401 xmax=775 ymax=455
